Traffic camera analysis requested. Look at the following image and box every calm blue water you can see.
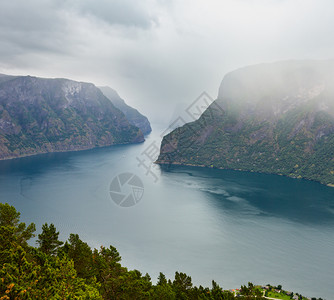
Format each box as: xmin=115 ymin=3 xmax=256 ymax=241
xmin=0 ymin=125 xmax=333 ymax=299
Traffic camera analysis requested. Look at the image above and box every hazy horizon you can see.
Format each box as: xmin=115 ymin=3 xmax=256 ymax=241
xmin=1 ymin=0 xmax=334 ymax=123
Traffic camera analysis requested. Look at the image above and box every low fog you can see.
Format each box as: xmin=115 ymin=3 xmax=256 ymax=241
xmin=1 ymin=0 xmax=334 ymax=124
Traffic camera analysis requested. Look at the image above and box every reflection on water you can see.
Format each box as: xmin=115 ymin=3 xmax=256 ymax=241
xmin=0 ymin=128 xmax=333 ymax=299
xmin=160 ymin=165 xmax=334 ymax=226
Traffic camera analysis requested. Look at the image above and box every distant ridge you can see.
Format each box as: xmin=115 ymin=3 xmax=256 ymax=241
xmin=157 ymin=60 xmax=334 ymax=186
xmin=99 ymin=86 xmax=151 ymax=135
xmin=0 ymin=74 xmax=144 ymax=160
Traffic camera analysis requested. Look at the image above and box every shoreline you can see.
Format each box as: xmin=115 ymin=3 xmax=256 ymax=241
xmin=155 ymin=160 xmax=334 ymax=188
xmin=0 ymin=139 xmax=145 ymax=162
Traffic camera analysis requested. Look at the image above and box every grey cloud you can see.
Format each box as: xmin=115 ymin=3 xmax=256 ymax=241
xmin=1 ymin=0 xmax=334 ymax=125
xmin=0 ymin=0 xmax=74 ymax=58
xmin=0 ymin=0 xmax=158 ymax=61
xmin=68 ymin=0 xmax=159 ymax=29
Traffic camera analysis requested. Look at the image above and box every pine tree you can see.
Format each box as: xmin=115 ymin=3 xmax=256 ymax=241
xmin=0 ymin=203 xmax=35 ymax=265
xmin=172 ymin=272 xmax=192 ymax=300
xmin=66 ymin=233 xmax=93 ymax=279
xmin=37 ymin=223 xmax=63 ymax=255
xmin=157 ymin=272 xmax=168 ymax=286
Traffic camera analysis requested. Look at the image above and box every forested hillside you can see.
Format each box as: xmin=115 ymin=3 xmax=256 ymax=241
xmin=0 ymin=203 xmax=319 ymax=300
xmin=157 ymin=61 xmax=334 ymax=186
xmin=0 ymin=75 xmax=144 ymax=160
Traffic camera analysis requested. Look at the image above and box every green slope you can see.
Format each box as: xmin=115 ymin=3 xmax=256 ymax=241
xmin=157 ymin=60 xmax=334 ymax=186
xmin=0 ymin=75 xmax=144 ymax=160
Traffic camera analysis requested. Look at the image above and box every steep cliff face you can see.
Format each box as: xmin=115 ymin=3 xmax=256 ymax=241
xmin=0 ymin=74 xmax=144 ymax=160
xmin=99 ymin=86 xmax=151 ymax=135
xmin=157 ymin=60 xmax=334 ymax=185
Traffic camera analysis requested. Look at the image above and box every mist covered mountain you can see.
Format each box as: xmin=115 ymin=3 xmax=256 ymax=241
xmin=0 ymin=74 xmax=144 ymax=160
xmin=157 ymin=60 xmax=334 ymax=186
xmin=99 ymin=86 xmax=151 ymax=135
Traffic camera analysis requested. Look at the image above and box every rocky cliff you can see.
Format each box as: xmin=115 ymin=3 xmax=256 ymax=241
xmin=157 ymin=60 xmax=334 ymax=185
xmin=0 ymin=74 xmax=144 ymax=160
xmin=99 ymin=86 xmax=151 ymax=135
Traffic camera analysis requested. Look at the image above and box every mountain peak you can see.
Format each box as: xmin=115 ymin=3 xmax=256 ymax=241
xmin=99 ymin=86 xmax=151 ymax=135
xmin=157 ymin=60 xmax=334 ymax=186
xmin=0 ymin=74 xmax=144 ymax=160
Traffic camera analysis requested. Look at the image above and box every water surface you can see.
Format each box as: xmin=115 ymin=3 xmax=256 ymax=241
xmin=0 ymin=126 xmax=333 ymax=299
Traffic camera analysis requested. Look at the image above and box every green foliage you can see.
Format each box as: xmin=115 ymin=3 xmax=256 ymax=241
xmin=37 ymin=223 xmax=63 ymax=255
xmin=0 ymin=246 xmax=102 ymax=299
xmin=240 ymin=282 xmax=258 ymax=299
xmin=64 ymin=233 xmax=94 ymax=279
xmin=172 ymin=271 xmax=193 ymax=299
xmin=0 ymin=204 xmax=101 ymax=299
xmin=157 ymin=104 xmax=334 ymax=186
xmin=91 ymin=246 xmax=125 ymax=299
xmin=153 ymin=273 xmax=176 ymax=299
xmin=0 ymin=203 xmax=36 ymax=245
xmin=0 ymin=204 xmax=319 ymax=300
xmin=157 ymin=272 xmax=168 ymax=286
xmin=0 ymin=76 xmax=144 ymax=160
xmin=0 ymin=203 xmax=36 ymax=267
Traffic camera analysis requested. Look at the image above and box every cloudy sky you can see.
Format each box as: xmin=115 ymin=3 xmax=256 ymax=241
xmin=1 ymin=0 xmax=334 ymax=123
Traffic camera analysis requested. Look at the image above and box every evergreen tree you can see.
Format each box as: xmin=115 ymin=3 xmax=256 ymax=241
xmin=172 ymin=272 xmax=193 ymax=300
xmin=0 ymin=203 xmax=35 ymax=246
xmin=0 ymin=245 xmax=102 ymax=299
xmin=0 ymin=203 xmax=35 ymax=265
xmin=240 ymin=282 xmax=265 ymax=299
xmin=37 ymin=223 xmax=63 ymax=255
xmin=211 ymin=280 xmax=225 ymax=299
xmin=65 ymin=233 xmax=93 ymax=279
xmin=93 ymin=245 xmax=125 ymax=299
xmin=117 ymin=269 xmax=153 ymax=299
xmin=153 ymin=272 xmax=175 ymax=299
xmin=0 ymin=204 xmax=318 ymax=300
xmin=157 ymin=272 xmax=168 ymax=286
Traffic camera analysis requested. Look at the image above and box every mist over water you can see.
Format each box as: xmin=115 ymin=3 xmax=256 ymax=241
xmin=0 ymin=125 xmax=333 ymax=299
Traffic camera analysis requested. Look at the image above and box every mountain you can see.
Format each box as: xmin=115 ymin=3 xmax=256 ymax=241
xmin=99 ymin=86 xmax=151 ymax=135
xmin=157 ymin=60 xmax=334 ymax=186
xmin=0 ymin=74 xmax=144 ymax=160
